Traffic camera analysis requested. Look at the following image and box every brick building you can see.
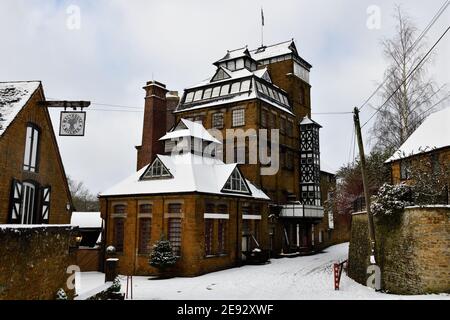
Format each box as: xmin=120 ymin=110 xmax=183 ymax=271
xmin=100 ymin=39 xmax=350 ymax=277
xmin=99 ymin=119 xmax=270 ymax=276
xmin=0 ymin=81 xmax=73 ymax=225
xmin=171 ymin=40 xmax=345 ymax=254
xmin=385 ymin=106 xmax=450 ymax=193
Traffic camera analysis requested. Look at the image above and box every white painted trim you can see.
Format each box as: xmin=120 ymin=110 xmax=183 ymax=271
xmin=138 ymin=213 xmax=153 ymax=218
xmin=204 ymin=213 xmax=229 ymax=219
xmin=243 ymin=214 xmax=261 ymax=220
xmin=164 ymin=213 xmax=183 ymax=219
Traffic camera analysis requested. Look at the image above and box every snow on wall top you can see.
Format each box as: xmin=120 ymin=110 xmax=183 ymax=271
xmin=99 ymin=152 xmax=270 ymax=200
xmin=0 ymin=81 xmax=41 ymax=136
xmin=385 ymin=107 xmax=450 ymax=163
xmin=71 ymin=212 xmax=103 ymax=229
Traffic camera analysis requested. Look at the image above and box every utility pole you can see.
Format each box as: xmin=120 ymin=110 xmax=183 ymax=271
xmin=353 ymin=107 xmax=377 ymax=264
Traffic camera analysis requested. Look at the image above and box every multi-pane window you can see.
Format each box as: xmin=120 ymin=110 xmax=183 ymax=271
xmin=280 ymin=117 xmax=286 ymax=135
xmin=113 ymin=218 xmax=125 ymax=252
xmin=142 ymin=158 xmax=171 ymax=179
xmin=240 ymin=80 xmax=251 ymax=92
xmin=211 ymin=86 xmax=221 ymax=98
xmin=203 ymin=88 xmax=212 ymax=100
xmin=261 ymin=109 xmax=268 ymax=127
xmin=223 ymin=169 xmax=249 ymax=193
xmin=193 ymin=90 xmax=203 ymax=101
xmin=113 ymin=204 xmax=126 ymax=214
xmin=168 ymin=218 xmax=182 ymax=256
xmin=204 ymin=219 xmax=213 ymax=256
xmin=138 ymin=218 xmax=151 ymax=254
xmin=212 ymin=113 xmax=224 ymax=129
xmin=139 ymin=203 xmax=152 ymax=214
xmin=230 ymin=82 xmax=240 ymax=94
xmin=185 ymin=92 xmax=194 ymax=103
xmin=23 ymin=124 xmax=40 ymax=172
xmin=220 ymin=84 xmax=230 ymax=96
xmin=287 ymin=120 xmax=294 ymax=137
xmin=218 ymin=219 xmax=227 ymax=254
xmin=286 ymin=150 xmax=294 ymax=170
xmin=400 ymin=160 xmax=410 ymax=180
xmin=232 ymin=109 xmax=245 ymax=127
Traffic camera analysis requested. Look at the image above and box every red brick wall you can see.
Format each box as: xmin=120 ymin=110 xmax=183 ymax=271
xmin=136 ymin=81 xmax=169 ymax=171
xmin=0 ymin=85 xmax=72 ymax=224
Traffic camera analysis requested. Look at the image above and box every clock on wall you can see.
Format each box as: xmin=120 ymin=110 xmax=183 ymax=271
xmin=59 ymin=111 xmax=86 ymax=136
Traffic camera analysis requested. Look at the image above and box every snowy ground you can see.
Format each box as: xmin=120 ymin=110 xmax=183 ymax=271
xmin=77 ymin=243 xmax=449 ymax=300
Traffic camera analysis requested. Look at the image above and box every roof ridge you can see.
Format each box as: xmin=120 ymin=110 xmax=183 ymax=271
xmin=0 ymin=80 xmax=42 ymax=84
xmin=249 ymin=39 xmax=293 ymax=52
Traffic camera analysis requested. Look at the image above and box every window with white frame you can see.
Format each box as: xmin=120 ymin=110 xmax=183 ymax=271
xmin=220 ymin=84 xmax=230 ymax=96
xmin=141 ymin=158 xmax=171 ymax=180
xmin=185 ymin=92 xmax=194 ymax=103
xmin=23 ymin=124 xmax=40 ymax=172
xmin=232 ymin=109 xmax=245 ymax=127
xmin=223 ymin=168 xmax=249 ymax=193
xmin=211 ymin=86 xmax=221 ymax=98
xmin=193 ymin=90 xmax=203 ymax=101
xmin=230 ymin=82 xmax=240 ymax=94
xmin=240 ymin=80 xmax=251 ymax=92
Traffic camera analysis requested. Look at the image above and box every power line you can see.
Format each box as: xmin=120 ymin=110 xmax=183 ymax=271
xmin=361 ymin=25 xmax=450 ymax=128
xmin=357 ymin=0 xmax=450 ymax=111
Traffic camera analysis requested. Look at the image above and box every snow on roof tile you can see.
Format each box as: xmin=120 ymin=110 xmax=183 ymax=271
xmin=99 ymin=152 xmax=270 ymax=200
xmin=0 ymin=81 xmax=41 ymax=136
xmin=385 ymin=107 xmax=450 ymax=163
xmin=159 ymin=118 xmax=222 ymax=144
xmin=71 ymin=212 xmax=103 ymax=229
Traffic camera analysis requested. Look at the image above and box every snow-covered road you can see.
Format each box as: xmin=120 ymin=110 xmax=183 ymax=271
xmin=78 ymin=243 xmax=449 ymax=300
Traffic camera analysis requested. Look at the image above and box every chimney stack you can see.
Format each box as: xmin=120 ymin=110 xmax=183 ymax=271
xmin=136 ymin=80 xmax=169 ymax=171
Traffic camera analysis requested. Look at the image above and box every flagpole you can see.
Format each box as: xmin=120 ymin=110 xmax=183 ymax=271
xmin=261 ymin=7 xmax=264 ymax=47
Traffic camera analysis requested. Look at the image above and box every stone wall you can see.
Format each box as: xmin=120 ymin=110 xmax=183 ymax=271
xmin=348 ymin=206 xmax=450 ymax=294
xmin=0 ymin=225 xmax=77 ymax=300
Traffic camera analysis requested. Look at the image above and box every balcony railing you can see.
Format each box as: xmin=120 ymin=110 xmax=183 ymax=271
xmin=280 ymin=203 xmax=324 ymax=219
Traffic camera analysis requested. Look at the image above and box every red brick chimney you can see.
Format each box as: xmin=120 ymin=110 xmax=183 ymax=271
xmin=136 ymin=81 xmax=169 ymax=171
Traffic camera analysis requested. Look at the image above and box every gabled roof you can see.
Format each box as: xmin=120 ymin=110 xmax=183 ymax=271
xmin=0 ymin=81 xmax=41 ymax=136
xmin=159 ymin=118 xmax=221 ymax=143
xmin=99 ymin=153 xmax=270 ymax=200
xmin=385 ymin=107 xmax=450 ymax=163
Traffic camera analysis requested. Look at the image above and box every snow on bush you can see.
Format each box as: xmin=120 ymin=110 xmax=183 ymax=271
xmin=110 ymin=276 xmax=121 ymax=293
xmin=56 ymin=288 xmax=68 ymax=300
xmin=370 ymin=183 xmax=413 ymax=217
xmin=149 ymin=237 xmax=178 ymax=271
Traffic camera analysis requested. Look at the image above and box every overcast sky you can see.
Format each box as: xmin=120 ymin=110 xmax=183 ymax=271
xmin=1 ymin=0 xmax=449 ymax=195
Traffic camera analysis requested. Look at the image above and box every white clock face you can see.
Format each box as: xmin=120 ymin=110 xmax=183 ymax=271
xmin=60 ymin=112 xmax=85 ymax=136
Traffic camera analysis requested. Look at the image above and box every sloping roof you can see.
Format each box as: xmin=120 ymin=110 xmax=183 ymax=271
xmin=214 ymin=47 xmax=253 ymax=65
xmin=99 ymin=153 xmax=270 ymax=200
xmin=71 ymin=212 xmax=103 ymax=229
xmin=385 ymin=107 xmax=450 ymax=163
xmin=250 ymin=40 xmax=296 ymax=61
xmin=0 ymin=81 xmax=41 ymax=136
xmin=300 ymin=116 xmax=322 ymax=128
xmin=159 ymin=118 xmax=221 ymax=143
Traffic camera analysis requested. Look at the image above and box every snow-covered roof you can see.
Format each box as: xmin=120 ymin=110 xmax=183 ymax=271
xmin=300 ymin=116 xmax=322 ymax=128
xmin=320 ymin=162 xmax=337 ymax=175
xmin=385 ymin=107 xmax=450 ymax=163
xmin=249 ymin=40 xmax=312 ymax=68
xmin=214 ymin=47 xmax=253 ymax=64
xmin=99 ymin=153 xmax=270 ymax=200
xmin=71 ymin=212 xmax=103 ymax=229
xmin=159 ymin=119 xmax=221 ymax=144
xmin=0 ymin=81 xmax=41 ymax=136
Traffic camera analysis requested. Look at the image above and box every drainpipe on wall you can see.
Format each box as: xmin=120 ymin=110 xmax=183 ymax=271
xmin=236 ymin=198 xmax=240 ymax=266
xmin=134 ymin=198 xmax=138 ymax=275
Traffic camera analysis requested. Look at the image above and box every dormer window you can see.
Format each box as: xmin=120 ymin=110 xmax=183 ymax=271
xmin=141 ymin=158 xmax=172 ymax=180
xmin=223 ymin=168 xmax=250 ymax=194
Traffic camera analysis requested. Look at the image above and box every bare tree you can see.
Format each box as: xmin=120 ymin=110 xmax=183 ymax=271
xmin=371 ymin=6 xmax=449 ymax=152
xmin=67 ymin=176 xmax=99 ymax=211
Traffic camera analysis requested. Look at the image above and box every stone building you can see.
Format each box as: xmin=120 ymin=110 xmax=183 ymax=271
xmin=99 ymin=119 xmax=270 ymax=276
xmin=385 ymin=106 xmax=449 ymax=199
xmin=0 ymin=81 xmax=73 ymax=224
